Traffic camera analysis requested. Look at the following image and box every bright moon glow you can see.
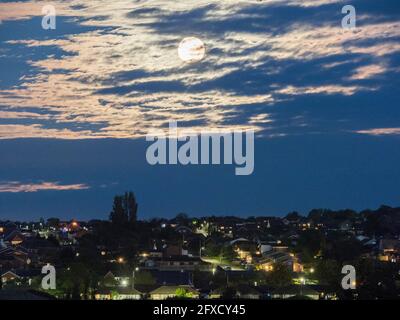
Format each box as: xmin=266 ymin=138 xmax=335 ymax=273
xmin=178 ymin=37 xmax=205 ymax=62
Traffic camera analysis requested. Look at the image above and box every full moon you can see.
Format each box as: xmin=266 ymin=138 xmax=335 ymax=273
xmin=178 ymin=37 xmax=206 ymax=63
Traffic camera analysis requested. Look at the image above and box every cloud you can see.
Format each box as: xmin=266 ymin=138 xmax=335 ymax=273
xmin=0 ymin=124 xmax=108 ymax=139
xmin=0 ymin=2 xmax=46 ymax=22
xmin=0 ymin=181 xmax=90 ymax=193
xmin=274 ymin=84 xmax=376 ymax=96
xmin=349 ymin=64 xmax=387 ymax=80
xmin=355 ymin=128 xmax=400 ymax=136
xmin=0 ymin=0 xmax=399 ymax=139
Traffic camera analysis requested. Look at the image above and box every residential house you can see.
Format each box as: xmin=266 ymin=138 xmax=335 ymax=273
xmin=1 ymin=270 xmax=20 ymax=284
xmin=95 ymin=288 xmax=143 ymax=300
xmin=0 ymin=246 xmax=30 ymax=269
xmin=112 ymin=287 xmax=143 ymax=300
xmin=1 ymin=268 xmax=41 ymax=285
xmin=103 ymin=271 xmax=131 ymax=287
xmin=4 ymin=230 xmax=24 ymax=246
xmin=271 ymin=285 xmax=320 ymax=300
xmin=149 ymin=285 xmax=199 ymax=300
xmin=145 ymin=256 xmax=212 ymax=272
xmin=235 ymin=285 xmax=262 ymax=299
xmin=256 ymin=251 xmax=298 ymax=272
xmin=378 ymin=239 xmax=400 ymax=262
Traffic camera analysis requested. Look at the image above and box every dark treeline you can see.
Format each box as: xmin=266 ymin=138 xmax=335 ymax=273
xmin=3 ymin=194 xmax=400 ymax=239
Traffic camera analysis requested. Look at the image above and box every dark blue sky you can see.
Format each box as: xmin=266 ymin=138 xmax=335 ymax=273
xmin=1 ymin=133 xmax=399 ymax=221
xmin=0 ymin=0 xmax=399 ymax=221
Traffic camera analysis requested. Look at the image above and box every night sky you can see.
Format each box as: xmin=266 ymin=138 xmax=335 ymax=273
xmin=0 ymin=0 xmax=399 ymax=221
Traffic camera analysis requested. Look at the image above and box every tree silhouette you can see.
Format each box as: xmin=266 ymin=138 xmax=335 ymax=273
xmin=124 ymin=191 xmax=138 ymax=223
xmin=109 ymin=195 xmax=127 ymax=226
xmin=109 ymin=192 xmax=138 ymax=226
xmin=265 ymin=263 xmax=292 ymax=288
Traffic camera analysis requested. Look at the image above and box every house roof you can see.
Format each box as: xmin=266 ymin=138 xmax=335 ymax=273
xmin=229 ymin=238 xmax=250 ymax=245
xmin=116 ymin=287 xmax=143 ymax=295
xmin=1 ymin=268 xmax=41 ymax=278
xmin=96 ymin=287 xmax=143 ymax=295
xmin=1 ymin=270 xmax=20 ymax=278
xmin=150 ymin=285 xmax=198 ymax=295
xmin=260 ymin=251 xmax=293 ymax=264
xmin=104 ymin=270 xmax=131 ymax=278
xmin=0 ymin=246 xmax=29 ymax=259
xmin=21 ymin=238 xmax=58 ymax=249
xmin=161 ymin=255 xmax=203 ymax=262
xmin=4 ymin=230 xmax=24 ymax=242
xmin=380 ymin=239 xmax=400 ymax=250
xmin=236 ymin=284 xmax=261 ymax=295
xmin=272 ymin=285 xmax=319 ymax=296
xmin=134 ymin=284 xmax=160 ymax=293
xmin=209 ymin=287 xmax=225 ymax=295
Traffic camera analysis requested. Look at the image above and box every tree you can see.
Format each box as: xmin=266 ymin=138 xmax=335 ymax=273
xmin=221 ymin=287 xmax=236 ymax=299
xmin=220 ymin=245 xmax=236 ymax=261
xmin=124 ymin=191 xmax=138 ymax=223
xmin=355 ymin=258 xmax=398 ymax=299
xmin=203 ymin=243 xmax=221 ymax=257
xmin=285 ymin=211 xmax=301 ymax=221
xmin=109 ymin=195 xmax=128 ymax=226
xmin=296 ymin=229 xmax=323 ymax=263
xmin=47 ymin=217 xmax=60 ymax=228
xmin=109 ymin=192 xmax=138 ymax=226
xmin=175 ymin=213 xmax=189 ymax=226
xmin=175 ymin=288 xmax=194 ymax=299
xmin=135 ymin=271 xmax=156 ymax=286
xmin=55 ymin=262 xmax=100 ymax=300
xmin=307 ymin=209 xmax=332 ymax=224
xmin=314 ymin=259 xmax=341 ymax=288
xmin=266 ymin=263 xmax=293 ymax=288
xmin=323 ymin=237 xmax=362 ymax=263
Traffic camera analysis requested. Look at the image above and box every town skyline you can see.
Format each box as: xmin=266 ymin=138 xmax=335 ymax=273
xmin=2 ymin=201 xmax=400 ymax=300
xmin=1 ymin=194 xmax=400 ymax=223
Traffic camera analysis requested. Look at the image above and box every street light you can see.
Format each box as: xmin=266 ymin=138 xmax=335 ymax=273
xmin=132 ymin=267 xmax=139 ymax=289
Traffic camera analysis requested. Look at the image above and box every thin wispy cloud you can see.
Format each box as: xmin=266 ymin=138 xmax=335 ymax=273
xmin=355 ymin=128 xmax=400 ymax=136
xmin=0 ymin=181 xmax=90 ymax=193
